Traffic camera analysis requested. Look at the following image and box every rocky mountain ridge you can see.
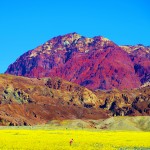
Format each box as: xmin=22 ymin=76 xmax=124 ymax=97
xmin=0 ymin=74 xmax=149 ymax=125
xmin=120 ymin=44 xmax=150 ymax=84
xmin=6 ymin=32 xmax=150 ymax=90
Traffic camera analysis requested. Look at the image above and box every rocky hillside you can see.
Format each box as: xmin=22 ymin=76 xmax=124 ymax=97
xmin=0 ymin=74 xmax=149 ymax=125
xmin=120 ymin=44 xmax=150 ymax=84
xmin=95 ymin=85 xmax=150 ymax=116
xmin=6 ymin=32 xmax=148 ymax=90
xmin=0 ymin=74 xmax=108 ymax=125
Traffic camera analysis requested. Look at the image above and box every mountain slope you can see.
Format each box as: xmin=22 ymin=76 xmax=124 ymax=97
xmin=0 ymin=74 xmax=108 ymax=125
xmin=120 ymin=44 xmax=150 ymax=84
xmin=96 ymin=85 xmax=150 ymax=116
xmin=48 ymin=116 xmax=150 ymax=131
xmin=0 ymin=74 xmax=150 ymax=125
xmin=5 ymin=33 xmax=141 ymax=90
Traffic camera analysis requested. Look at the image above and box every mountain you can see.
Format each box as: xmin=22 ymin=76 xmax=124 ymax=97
xmin=120 ymin=44 xmax=150 ymax=84
xmin=6 ymin=32 xmax=147 ymax=90
xmin=0 ymin=74 xmax=108 ymax=125
xmin=0 ymin=74 xmax=149 ymax=125
xmin=95 ymin=85 xmax=150 ymax=116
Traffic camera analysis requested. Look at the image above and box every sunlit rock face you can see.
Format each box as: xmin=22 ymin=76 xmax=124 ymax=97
xmin=120 ymin=45 xmax=150 ymax=84
xmin=0 ymin=74 xmax=150 ymax=125
xmin=6 ymin=32 xmax=150 ymax=90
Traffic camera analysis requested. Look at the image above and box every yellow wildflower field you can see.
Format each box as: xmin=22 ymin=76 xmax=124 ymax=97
xmin=0 ymin=129 xmax=150 ymax=150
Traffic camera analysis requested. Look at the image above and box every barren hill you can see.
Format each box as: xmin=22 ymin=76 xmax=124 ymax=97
xmin=6 ymin=32 xmax=150 ymax=90
xmin=0 ymin=74 xmax=108 ymax=125
xmin=0 ymin=74 xmax=149 ymax=125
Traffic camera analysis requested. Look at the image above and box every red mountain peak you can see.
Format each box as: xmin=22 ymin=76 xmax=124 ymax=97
xmin=6 ymin=33 xmax=148 ymax=90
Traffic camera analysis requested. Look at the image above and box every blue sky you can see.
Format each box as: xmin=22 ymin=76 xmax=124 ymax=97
xmin=0 ymin=0 xmax=150 ymax=73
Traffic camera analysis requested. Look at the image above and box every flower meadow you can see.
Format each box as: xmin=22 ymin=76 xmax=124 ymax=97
xmin=0 ymin=129 xmax=150 ymax=150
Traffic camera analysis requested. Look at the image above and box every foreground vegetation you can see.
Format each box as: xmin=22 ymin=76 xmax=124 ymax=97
xmin=0 ymin=127 xmax=150 ymax=150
